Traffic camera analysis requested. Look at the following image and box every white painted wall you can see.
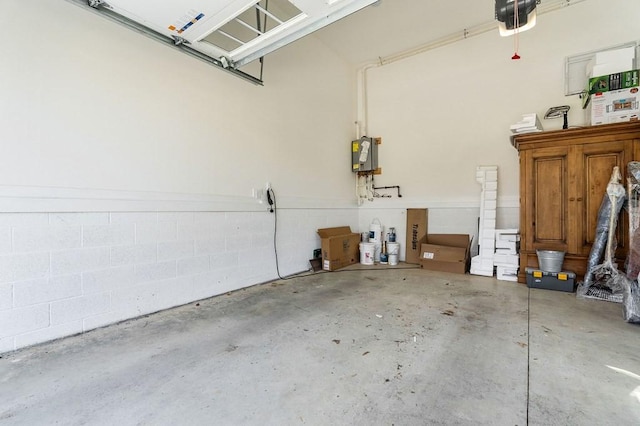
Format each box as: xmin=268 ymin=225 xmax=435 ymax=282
xmin=0 ymin=0 xmax=359 ymax=353
xmin=0 ymin=0 xmax=357 ymax=204
xmin=2 ymin=0 xmax=639 ymax=353
xmin=358 ymin=0 xmax=640 ymax=254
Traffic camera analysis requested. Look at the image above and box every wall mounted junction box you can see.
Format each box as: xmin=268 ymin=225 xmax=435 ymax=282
xmin=352 ymin=136 xmax=380 ymax=173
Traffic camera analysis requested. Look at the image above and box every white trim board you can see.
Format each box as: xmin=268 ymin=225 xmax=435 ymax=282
xmin=0 ymin=185 xmax=357 ymax=213
xmin=356 ymin=196 xmax=520 ymax=210
xmin=0 ymin=186 xmax=518 ymax=213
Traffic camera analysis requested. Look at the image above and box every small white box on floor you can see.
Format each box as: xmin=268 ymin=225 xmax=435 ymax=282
xmin=470 ymin=267 xmax=494 ymax=277
xmin=496 ymin=265 xmax=519 ymax=282
xmin=471 ymin=256 xmax=494 ymax=277
xmin=494 ymin=253 xmax=519 ymax=266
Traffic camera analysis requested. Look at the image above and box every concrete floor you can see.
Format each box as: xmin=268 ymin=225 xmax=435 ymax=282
xmin=1 ymin=266 xmax=639 ymax=425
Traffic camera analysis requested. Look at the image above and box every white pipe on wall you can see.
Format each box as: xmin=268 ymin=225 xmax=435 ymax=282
xmin=353 ymin=0 xmax=590 ymax=203
xmin=355 ymin=0 xmax=591 ymax=141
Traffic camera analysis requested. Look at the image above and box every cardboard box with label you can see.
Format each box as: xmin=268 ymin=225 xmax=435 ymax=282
xmin=317 ymin=226 xmax=360 ymax=271
xmin=590 ymin=86 xmax=640 ymax=125
xmin=588 ymin=69 xmax=639 ymax=95
xmin=405 ymin=208 xmax=429 ymax=265
xmin=587 ymin=69 xmax=640 ymax=125
xmin=419 ymin=234 xmax=472 ymax=274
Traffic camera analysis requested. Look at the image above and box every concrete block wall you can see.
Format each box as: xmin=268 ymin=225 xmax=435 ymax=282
xmin=0 ymin=208 xmax=357 ymax=353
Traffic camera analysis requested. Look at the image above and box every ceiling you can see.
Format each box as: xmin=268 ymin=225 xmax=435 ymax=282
xmin=79 ymin=0 xmax=379 ymax=69
xmin=73 ymin=0 xmax=560 ymax=81
xmin=313 ymin=0 xmax=497 ymax=66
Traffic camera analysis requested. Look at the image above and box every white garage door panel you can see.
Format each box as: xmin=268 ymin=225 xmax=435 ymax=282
xmin=103 ymin=0 xmax=258 ymax=41
xmin=89 ymin=0 xmax=377 ymax=68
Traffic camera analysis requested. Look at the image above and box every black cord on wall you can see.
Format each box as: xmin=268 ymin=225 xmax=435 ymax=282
xmin=267 ymin=187 xmax=285 ymax=279
xmin=269 ymin=187 xmax=310 ymax=280
xmin=268 ymin=186 xmax=421 ymax=281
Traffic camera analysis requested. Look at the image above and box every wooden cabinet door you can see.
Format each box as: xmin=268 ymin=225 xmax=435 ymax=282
xmin=574 ymin=140 xmax=632 ymax=256
xmin=523 ymin=146 xmax=570 ymax=253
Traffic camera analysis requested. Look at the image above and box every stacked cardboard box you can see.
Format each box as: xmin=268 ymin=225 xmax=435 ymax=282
xmin=587 ymin=47 xmax=636 ymax=83
xmin=493 ymin=229 xmax=520 ymax=281
xmin=589 ymin=85 xmax=639 ymax=125
xmin=405 ymin=208 xmax=471 ymax=275
xmin=585 ymin=48 xmax=638 ymax=126
xmin=588 ymin=69 xmax=639 ymax=126
xmin=588 ymin=69 xmax=639 ymax=95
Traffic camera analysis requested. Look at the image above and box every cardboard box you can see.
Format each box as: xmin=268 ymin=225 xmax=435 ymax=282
xmin=590 ymin=63 xmax=635 ymax=83
xmin=419 ymin=234 xmax=472 ymax=274
xmin=588 ymin=69 xmax=639 ymax=95
xmin=405 ymin=208 xmax=428 ymax=264
xmin=317 ymin=226 xmax=360 ymax=271
xmin=590 ymin=86 xmax=640 ymax=125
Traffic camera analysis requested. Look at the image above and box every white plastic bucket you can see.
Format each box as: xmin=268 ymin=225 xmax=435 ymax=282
xmin=360 ymin=242 xmax=375 ymax=265
xmin=387 ymin=242 xmax=400 ymax=265
xmin=369 ymin=219 xmax=383 ymax=243
xmin=387 ymin=242 xmax=400 ymax=255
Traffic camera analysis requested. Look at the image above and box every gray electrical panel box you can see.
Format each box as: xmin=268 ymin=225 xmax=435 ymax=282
xmin=352 ymin=136 xmax=378 ymax=172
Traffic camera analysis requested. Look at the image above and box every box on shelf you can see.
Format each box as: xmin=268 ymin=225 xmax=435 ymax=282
xmin=594 ymin=47 xmax=636 ymax=66
xmin=590 ymin=86 xmax=640 ymax=126
xmin=588 ymin=69 xmax=638 ymax=95
xmin=419 ymin=234 xmax=472 ymax=275
xmin=525 ymin=267 xmax=575 ymax=292
xmin=406 ymin=208 xmax=428 ymax=264
xmin=317 ymin=226 xmax=360 ymax=271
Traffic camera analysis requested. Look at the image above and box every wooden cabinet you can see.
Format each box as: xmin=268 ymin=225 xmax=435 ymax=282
xmin=514 ymin=121 xmax=640 ymax=283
